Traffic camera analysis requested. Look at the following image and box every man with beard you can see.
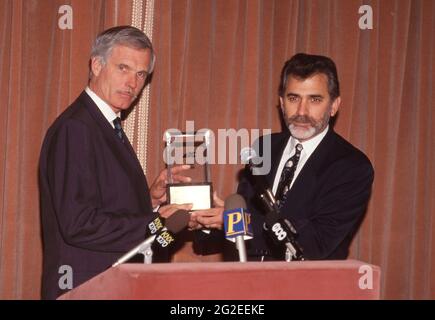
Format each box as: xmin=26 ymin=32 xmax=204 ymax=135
xmin=193 ymin=53 xmax=374 ymax=261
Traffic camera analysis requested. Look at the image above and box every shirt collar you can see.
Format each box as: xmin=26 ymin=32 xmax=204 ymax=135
xmin=289 ymin=125 xmax=329 ymax=156
xmin=85 ymin=87 xmax=120 ymax=126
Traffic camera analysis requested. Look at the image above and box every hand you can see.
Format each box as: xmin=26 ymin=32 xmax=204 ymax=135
xmin=189 ymin=192 xmax=225 ymax=230
xmin=149 ymin=165 xmax=192 ymax=207
xmin=158 ymin=203 xmax=193 ymax=219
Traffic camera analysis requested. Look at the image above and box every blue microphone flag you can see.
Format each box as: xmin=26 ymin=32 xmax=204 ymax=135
xmin=224 ymin=208 xmax=253 ymax=241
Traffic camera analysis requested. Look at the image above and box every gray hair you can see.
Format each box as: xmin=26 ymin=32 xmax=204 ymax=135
xmin=279 ymin=53 xmax=340 ymax=101
xmin=89 ymin=25 xmax=155 ymax=79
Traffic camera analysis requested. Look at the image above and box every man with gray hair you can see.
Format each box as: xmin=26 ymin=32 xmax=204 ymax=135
xmin=39 ymin=26 xmax=191 ymax=299
xmin=195 ymin=53 xmax=374 ymax=262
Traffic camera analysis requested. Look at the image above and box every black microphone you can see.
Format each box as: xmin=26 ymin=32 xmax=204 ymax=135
xmin=240 ymin=147 xmax=304 ymax=261
xmin=240 ymin=147 xmax=279 ymax=213
xmin=146 ymin=215 xmax=165 ymax=236
xmin=263 ymin=212 xmax=304 ymax=261
xmin=112 ymin=210 xmax=190 ymax=267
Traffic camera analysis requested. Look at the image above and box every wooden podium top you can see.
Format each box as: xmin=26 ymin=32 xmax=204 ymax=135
xmin=59 ymin=260 xmax=380 ymax=300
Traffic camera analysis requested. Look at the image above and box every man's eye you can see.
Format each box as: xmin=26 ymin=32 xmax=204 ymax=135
xmin=288 ymin=96 xmax=298 ymax=102
xmin=137 ymin=72 xmax=146 ymax=79
xmin=119 ymin=65 xmax=127 ymax=71
xmin=311 ymin=97 xmax=322 ymax=103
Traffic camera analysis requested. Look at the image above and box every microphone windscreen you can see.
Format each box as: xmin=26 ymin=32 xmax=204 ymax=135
xmin=224 ymin=193 xmax=247 ymax=211
xmin=165 ymin=209 xmax=190 ymax=233
xmin=240 ymin=147 xmax=256 ymax=163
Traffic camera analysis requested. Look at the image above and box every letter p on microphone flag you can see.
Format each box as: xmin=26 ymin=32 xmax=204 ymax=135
xmin=224 ymin=208 xmax=253 ymax=242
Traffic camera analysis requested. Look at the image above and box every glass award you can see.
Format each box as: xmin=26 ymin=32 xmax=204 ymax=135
xmin=164 ymin=129 xmax=213 ymax=210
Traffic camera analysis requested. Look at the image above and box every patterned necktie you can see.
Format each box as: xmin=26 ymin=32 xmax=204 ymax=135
xmin=113 ymin=117 xmax=125 ymax=143
xmin=276 ymin=143 xmax=303 ymax=208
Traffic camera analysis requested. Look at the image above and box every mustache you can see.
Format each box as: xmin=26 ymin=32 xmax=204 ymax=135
xmin=287 ymin=115 xmax=316 ymax=126
xmin=118 ymin=90 xmax=137 ymax=99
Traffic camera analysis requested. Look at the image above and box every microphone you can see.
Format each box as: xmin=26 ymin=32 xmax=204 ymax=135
xmin=112 ymin=210 xmax=190 ymax=267
xmin=240 ymin=148 xmax=304 ymax=261
xmin=263 ymin=210 xmax=304 ymax=261
xmin=146 ymin=215 xmax=165 ymax=235
xmin=240 ymin=147 xmax=278 ymax=213
xmin=223 ymin=194 xmax=253 ymax=262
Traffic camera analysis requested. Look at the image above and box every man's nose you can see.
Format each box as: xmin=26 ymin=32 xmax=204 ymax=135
xmin=126 ymin=73 xmax=138 ymax=90
xmin=296 ymin=99 xmax=308 ymax=115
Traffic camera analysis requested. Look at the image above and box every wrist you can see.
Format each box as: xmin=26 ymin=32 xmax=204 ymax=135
xmin=151 ymin=199 xmax=160 ymax=208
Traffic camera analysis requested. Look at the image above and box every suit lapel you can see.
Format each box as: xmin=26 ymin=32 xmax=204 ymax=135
xmin=283 ymin=128 xmax=337 ymax=212
xmin=295 ymin=128 xmax=336 ymax=183
xmin=266 ymin=131 xmax=291 ymax=186
xmin=78 ymin=92 xmax=147 ymax=182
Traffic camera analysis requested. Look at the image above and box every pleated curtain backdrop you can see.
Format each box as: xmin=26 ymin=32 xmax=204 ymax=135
xmin=0 ymin=0 xmax=434 ymax=299
xmin=0 ymin=0 xmax=132 ymax=299
xmin=148 ymin=0 xmax=435 ymax=299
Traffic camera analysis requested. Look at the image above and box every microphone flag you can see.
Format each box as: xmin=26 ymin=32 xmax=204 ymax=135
xmin=223 ymin=208 xmax=253 ymax=242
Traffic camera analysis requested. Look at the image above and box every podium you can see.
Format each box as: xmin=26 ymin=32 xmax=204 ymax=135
xmin=58 ymin=260 xmax=380 ymax=300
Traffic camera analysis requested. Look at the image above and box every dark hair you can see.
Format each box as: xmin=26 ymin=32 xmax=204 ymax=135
xmin=279 ymin=53 xmax=340 ymax=100
xmin=89 ymin=25 xmax=155 ymax=79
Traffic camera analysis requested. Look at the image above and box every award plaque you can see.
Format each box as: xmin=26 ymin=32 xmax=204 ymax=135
xmin=164 ymin=129 xmax=213 ymax=210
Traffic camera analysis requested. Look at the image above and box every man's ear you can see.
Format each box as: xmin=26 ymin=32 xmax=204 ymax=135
xmin=279 ymin=96 xmax=284 ymax=113
xmin=90 ymin=57 xmax=103 ymax=77
xmin=330 ymin=97 xmax=341 ymax=117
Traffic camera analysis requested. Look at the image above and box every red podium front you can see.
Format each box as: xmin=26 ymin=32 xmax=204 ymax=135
xmin=58 ymin=260 xmax=380 ymax=300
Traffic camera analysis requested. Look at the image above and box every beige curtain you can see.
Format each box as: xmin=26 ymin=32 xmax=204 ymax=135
xmin=0 ymin=0 xmax=434 ymax=299
xmin=0 ymin=0 xmax=132 ymax=299
xmin=148 ymin=0 xmax=435 ymax=299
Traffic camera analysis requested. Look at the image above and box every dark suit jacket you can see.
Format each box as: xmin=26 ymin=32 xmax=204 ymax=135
xmin=39 ymin=91 xmax=157 ymax=299
xmin=237 ymin=128 xmax=374 ymax=260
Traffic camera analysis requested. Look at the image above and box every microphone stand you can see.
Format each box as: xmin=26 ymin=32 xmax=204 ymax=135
xmin=112 ymin=235 xmax=156 ymax=267
xmin=235 ymin=236 xmax=248 ymax=262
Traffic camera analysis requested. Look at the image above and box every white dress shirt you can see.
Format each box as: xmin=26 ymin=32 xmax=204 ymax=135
xmin=272 ymin=126 xmax=329 ymax=195
xmin=85 ymin=87 xmax=120 ymax=128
